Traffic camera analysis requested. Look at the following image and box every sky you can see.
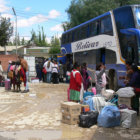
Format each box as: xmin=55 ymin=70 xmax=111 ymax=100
xmin=0 ymin=0 xmax=71 ymax=43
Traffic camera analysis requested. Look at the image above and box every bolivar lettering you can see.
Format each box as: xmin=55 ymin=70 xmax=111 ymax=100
xmin=75 ymin=41 xmax=99 ymax=51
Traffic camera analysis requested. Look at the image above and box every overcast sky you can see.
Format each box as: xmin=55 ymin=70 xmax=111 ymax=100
xmin=0 ymin=0 xmax=71 ymax=43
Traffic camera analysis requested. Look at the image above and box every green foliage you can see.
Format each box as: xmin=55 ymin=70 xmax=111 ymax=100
xmin=30 ymin=26 xmax=48 ymax=47
xmin=63 ymin=0 xmax=140 ymax=30
xmin=21 ymin=37 xmax=25 ymax=45
xmin=49 ymin=36 xmax=61 ymax=54
xmin=0 ymin=17 xmax=13 ymax=46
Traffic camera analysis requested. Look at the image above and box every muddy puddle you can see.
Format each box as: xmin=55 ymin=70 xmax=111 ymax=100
xmin=0 ymin=130 xmax=62 ymax=140
xmin=0 ymin=83 xmax=139 ymax=140
xmin=0 ymin=125 xmax=97 ymax=140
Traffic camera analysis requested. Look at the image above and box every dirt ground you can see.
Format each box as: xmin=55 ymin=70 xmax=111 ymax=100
xmin=0 ymin=83 xmax=139 ymax=140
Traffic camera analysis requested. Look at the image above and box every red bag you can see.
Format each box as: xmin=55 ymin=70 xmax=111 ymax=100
xmin=42 ymin=68 xmax=47 ymax=74
xmin=134 ymin=88 xmax=140 ymax=95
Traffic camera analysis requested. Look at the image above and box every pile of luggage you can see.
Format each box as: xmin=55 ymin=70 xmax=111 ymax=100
xmin=61 ymin=87 xmax=138 ymax=128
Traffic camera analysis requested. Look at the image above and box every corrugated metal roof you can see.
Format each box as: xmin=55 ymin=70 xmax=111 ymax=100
xmin=0 ymin=46 xmax=24 ymax=51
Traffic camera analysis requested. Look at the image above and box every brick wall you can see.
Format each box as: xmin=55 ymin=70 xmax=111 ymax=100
xmin=0 ymin=55 xmax=18 ymax=72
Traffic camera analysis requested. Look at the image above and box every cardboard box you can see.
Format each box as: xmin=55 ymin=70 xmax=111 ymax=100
xmin=61 ymin=102 xmax=81 ymax=115
xmin=62 ymin=113 xmax=79 ymax=125
xmin=118 ymin=97 xmax=133 ymax=107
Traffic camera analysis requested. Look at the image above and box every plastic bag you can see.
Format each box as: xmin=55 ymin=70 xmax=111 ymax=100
xmin=97 ymin=105 xmax=120 ymax=127
xmin=116 ymin=87 xmax=135 ymax=97
xmin=83 ymin=92 xmax=94 ymax=98
xmin=120 ymin=109 xmax=137 ymax=128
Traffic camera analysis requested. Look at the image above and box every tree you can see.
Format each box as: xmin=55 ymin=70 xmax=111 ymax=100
xmin=30 ymin=26 xmax=48 ymax=46
xmin=21 ymin=37 xmax=25 ymax=45
xmin=0 ymin=17 xmax=13 ymax=54
xmin=49 ymin=36 xmax=61 ymax=55
xmin=63 ymin=0 xmax=140 ymax=30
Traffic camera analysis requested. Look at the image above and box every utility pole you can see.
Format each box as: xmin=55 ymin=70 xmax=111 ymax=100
xmin=12 ymin=7 xmax=17 ymax=55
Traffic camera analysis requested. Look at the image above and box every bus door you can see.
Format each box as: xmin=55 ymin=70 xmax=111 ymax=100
xmin=101 ymin=48 xmax=105 ymax=64
xmin=96 ymin=48 xmax=105 ymax=64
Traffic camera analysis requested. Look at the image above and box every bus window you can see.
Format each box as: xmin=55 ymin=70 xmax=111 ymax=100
xmin=134 ymin=7 xmax=140 ymax=29
xmin=125 ymin=46 xmax=135 ymax=63
xmin=80 ymin=25 xmax=88 ymax=39
xmin=66 ymin=34 xmax=69 ymax=44
xmin=73 ymin=29 xmax=81 ymax=41
xmin=89 ymin=21 xmax=98 ymax=37
xmin=63 ymin=34 xmax=66 ymax=44
xmin=138 ymin=45 xmax=140 ymax=64
xmin=68 ymin=32 xmax=72 ymax=43
xmin=113 ymin=6 xmax=135 ymax=58
xmin=61 ymin=34 xmax=64 ymax=44
xmin=100 ymin=16 xmax=113 ymax=35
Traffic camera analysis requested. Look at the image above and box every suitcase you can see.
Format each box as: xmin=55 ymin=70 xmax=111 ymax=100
xmin=5 ymin=79 xmax=11 ymax=90
xmin=79 ymin=111 xmax=99 ymax=128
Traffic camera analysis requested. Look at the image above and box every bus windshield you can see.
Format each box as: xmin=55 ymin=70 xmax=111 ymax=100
xmin=138 ymin=39 xmax=140 ymax=64
xmin=135 ymin=7 xmax=140 ymax=29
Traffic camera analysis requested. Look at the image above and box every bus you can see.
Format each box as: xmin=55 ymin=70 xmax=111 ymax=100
xmin=61 ymin=5 xmax=140 ymax=90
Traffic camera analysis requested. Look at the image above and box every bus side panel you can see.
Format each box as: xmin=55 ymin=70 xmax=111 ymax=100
xmin=61 ymin=44 xmax=72 ymax=54
xmin=106 ymin=64 xmax=126 ymax=87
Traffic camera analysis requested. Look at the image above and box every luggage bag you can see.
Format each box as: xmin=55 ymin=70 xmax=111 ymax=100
xmin=79 ymin=111 xmax=98 ymax=128
xmin=5 ymin=79 xmax=11 ymax=90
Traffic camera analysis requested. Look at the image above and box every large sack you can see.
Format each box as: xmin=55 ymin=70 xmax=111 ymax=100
xmin=116 ymin=87 xmax=135 ymax=97
xmin=79 ymin=111 xmax=98 ymax=128
xmin=97 ymin=105 xmax=120 ymax=127
xmin=83 ymin=97 xmax=94 ymax=111
xmin=101 ymin=88 xmax=114 ymax=100
xmin=120 ymin=109 xmax=137 ymax=128
xmin=92 ymin=96 xmax=113 ymax=113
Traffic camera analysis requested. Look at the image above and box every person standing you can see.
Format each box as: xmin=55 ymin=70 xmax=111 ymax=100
xmin=69 ymin=62 xmax=83 ymax=102
xmin=119 ymin=61 xmax=133 ymax=86
xmin=128 ymin=65 xmax=140 ymax=115
xmin=0 ymin=61 xmax=3 ymax=84
xmin=81 ymin=62 xmax=90 ymax=91
xmin=35 ymin=61 xmax=42 ymax=81
xmin=58 ymin=60 xmax=64 ymax=82
xmin=43 ymin=58 xmax=53 ymax=83
xmin=95 ymin=63 xmax=106 ymax=94
xmin=18 ymin=55 xmax=29 ymax=93
xmin=52 ymin=60 xmax=59 ymax=84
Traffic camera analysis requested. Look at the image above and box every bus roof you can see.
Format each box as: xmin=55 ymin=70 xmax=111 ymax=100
xmin=63 ymin=5 xmax=140 ymax=35
xmin=63 ymin=11 xmax=110 ymax=34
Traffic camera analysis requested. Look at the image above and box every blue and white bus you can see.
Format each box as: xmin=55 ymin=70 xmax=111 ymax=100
xmin=61 ymin=5 xmax=140 ymax=90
